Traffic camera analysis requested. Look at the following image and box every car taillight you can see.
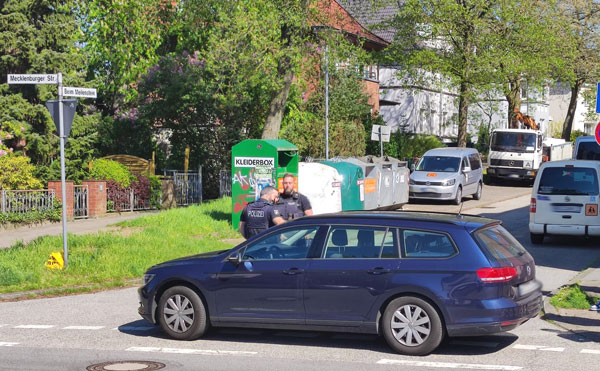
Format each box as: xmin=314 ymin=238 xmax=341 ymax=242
xmin=477 ymin=267 xmax=517 ymax=283
xmin=530 ymin=198 xmax=536 ymax=213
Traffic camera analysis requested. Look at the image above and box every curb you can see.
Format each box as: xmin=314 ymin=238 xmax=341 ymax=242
xmin=0 ymin=279 xmax=142 ymax=302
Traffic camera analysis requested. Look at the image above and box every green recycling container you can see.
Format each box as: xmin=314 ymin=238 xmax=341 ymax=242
xmin=231 ymin=139 xmax=298 ymax=230
xmin=322 ymin=161 xmax=365 ymax=211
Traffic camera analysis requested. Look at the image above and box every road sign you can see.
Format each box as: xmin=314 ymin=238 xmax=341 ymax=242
xmin=7 ymin=74 xmax=58 ymax=84
xmin=596 ymin=121 xmax=600 ymax=146
xmin=61 ymin=86 xmax=97 ymax=98
xmin=46 ymin=99 xmax=77 ymax=138
xmin=371 ymin=125 xmax=391 ymax=142
xmin=597 ymin=83 xmax=600 ymax=113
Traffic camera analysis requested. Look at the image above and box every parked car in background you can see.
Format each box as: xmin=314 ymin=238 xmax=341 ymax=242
xmin=409 ymin=147 xmax=483 ymax=205
xmin=139 ymin=211 xmax=542 ymax=356
xmin=529 ymin=160 xmax=600 ymax=244
xmin=574 ymin=136 xmax=600 ymax=161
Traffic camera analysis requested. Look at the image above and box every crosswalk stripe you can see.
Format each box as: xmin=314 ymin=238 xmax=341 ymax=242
xmin=0 ymin=342 xmax=19 ymax=347
xmin=513 ymin=344 xmax=564 ymax=352
xmin=63 ymin=326 xmax=104 ymax=330
xmin=580 ymin=349 xmax=600 ymax=354
xmin=126 ymin=346 xmax=258 ymax=356
xmin=14 ymin=325 xmax=54 ymax=329
xmin=377 ymin=359 xmax=521 ymax=370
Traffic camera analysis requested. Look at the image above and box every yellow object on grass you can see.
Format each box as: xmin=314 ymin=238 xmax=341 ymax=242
xmin=45 ymin=252 xmax=64 ymax=270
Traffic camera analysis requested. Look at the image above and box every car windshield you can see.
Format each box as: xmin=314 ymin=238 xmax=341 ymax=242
xmin=538 ymin=167 xmax=599 ymax=195
xmin=491 ymin=132 xmax=536 ymax=153
xmin=416 ymin=156 xmax=460 ymax=172
xmin=576 ymin=141 xmax=600 ymax=160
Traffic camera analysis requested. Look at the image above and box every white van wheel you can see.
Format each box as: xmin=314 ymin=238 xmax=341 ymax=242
xmin=453 ymin=187 xmax=462 ymax=205
xmin=473 ymin=182 xmax=482 ymax=200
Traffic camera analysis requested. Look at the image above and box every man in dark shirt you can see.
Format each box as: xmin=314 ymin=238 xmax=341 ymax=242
xmin=276 ymin=173 xmax=313 ymax=220
xmin=239 ymin=186 xmax=285 ymax=239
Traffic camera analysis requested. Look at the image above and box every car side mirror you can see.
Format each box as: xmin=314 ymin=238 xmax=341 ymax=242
xmin=227 ymin=252 xmax=242 ymax=266
xmin=463 ymin=166 xmax=471 ymax=173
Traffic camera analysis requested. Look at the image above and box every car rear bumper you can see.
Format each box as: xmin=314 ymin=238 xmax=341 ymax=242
xmin=529 ymin=222 xmax=600 ymax=236
xmin=446 ymin=291 xmax=543 ymax=337
xmin=487 ymin=167 xmax=536 ymax=180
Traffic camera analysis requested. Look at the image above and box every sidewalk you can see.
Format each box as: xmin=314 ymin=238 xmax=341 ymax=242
xmin=0 ymin=211 xmax=157 ymax=249
xmin=543 ymin=260 xmax=600 ymax=343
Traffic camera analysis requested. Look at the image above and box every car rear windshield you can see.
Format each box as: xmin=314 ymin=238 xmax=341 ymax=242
xmin=538 ymin=167 xmax=599 ymax=195
xmin=416 ymin=156 xmax=460 ymax=172
xmin=473 ymin=225 xmax=528 ymax=265
xmin=576 ymin=141 xmax=600 ymax=160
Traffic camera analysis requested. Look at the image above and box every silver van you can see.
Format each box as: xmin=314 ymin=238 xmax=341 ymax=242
xmin=529 ymin=160 xmax=600 ymax=244
xmin=574 ymin=136 xmax=600 ymax=160
xmin=409 ymin=147 xmax=484 ymax=205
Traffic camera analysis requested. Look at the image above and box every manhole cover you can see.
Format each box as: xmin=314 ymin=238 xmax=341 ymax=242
xmin=87 ymin=361 xmax=165 ymax=371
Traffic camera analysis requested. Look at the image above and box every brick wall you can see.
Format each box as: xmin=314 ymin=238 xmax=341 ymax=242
xmin=82 ymin=180 xmax=107 ymax=217
xmin=47 ymin=181 xmax=74 ymax=218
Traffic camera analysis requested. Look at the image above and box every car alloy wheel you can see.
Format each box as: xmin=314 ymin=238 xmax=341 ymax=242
xmin=158 ymin=286 xmax=208 ymax=340
xmin=453 ymin=186 xmax=463 ymax=205
xmin=473 ymin=182 xmax=482 ymax=200
xmin=382 ymin=296 xmax=443 ymax=355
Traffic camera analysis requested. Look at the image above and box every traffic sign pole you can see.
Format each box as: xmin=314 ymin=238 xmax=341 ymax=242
xmin=58 ymin=72 xmax=68 ymax=267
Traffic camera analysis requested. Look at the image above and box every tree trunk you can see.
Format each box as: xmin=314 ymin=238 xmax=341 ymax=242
xmin=506 ymin=80 xmax=521 ymax=129
xmin=457 ymin=81 xmax=469 ymax=148
xmin=562 ymin=78 xmax=584 ymax=141
xmin=261 ymin=62 xmax=294 ymax=139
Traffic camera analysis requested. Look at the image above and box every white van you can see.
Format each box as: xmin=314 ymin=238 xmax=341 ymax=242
xmin=529 ymin=160 xmax=600 ymax=244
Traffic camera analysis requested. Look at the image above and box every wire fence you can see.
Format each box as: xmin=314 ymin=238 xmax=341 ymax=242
xmin=1 ymin=189 xmax=55 ymax=214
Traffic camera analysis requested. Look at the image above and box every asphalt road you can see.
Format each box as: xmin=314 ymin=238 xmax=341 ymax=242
xmin=2 ymin=185 xmax=600 ymax=370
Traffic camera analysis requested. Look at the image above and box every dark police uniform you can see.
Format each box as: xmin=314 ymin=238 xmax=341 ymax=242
xmin=240 ymin=200 xmax=281 ymax=238
xmin=276 ymin=192 xmax=312 ymax=221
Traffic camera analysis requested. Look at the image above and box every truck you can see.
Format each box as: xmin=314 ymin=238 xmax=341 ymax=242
xmin=487 ymin=128 xmax=572 ymax=183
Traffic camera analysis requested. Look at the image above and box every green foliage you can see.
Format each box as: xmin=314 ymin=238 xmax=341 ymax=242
xmin=0 ymin=155 xmax=42 ymax=190
xmin=0 ymin=203 xmax=62 ymax=226
xmin=570 ymin=130 xmax=587 ymax=143
xmin=89 ymin=159 xmax=135 ymax=188
xmin=550 ymin=284 xmax=597 ymax=309
xmin=548 ymin=121 xmax=564 ymax=139
xmin=0 ymin=197 xmax=240 ymax=293
xmin=148 ymin=176 xmax=162 ymax=209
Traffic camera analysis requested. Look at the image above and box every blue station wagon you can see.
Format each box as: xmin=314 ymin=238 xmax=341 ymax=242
xmin=138 ymin=211 xmax=542 ymax=356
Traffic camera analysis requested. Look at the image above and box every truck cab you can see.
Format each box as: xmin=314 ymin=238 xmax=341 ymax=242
xmin=487 ymin=129 xmax=544 ymax=181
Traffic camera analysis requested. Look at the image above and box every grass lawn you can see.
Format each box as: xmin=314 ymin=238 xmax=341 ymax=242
xmin=0 ymin=197 xmax=241 ymax=295
xmin=549 ymin=284 xmax=597 ymax=309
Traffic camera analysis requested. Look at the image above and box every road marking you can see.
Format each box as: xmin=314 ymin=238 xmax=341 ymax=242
xmin=14 ymin=325 xmax=54 ymax=329
xmin=63 ymin=326 xmax=104 ymax=330
xmin=377 ymin=359 xmax=521 ymax=370
xmin=450 ymin=340 xmax=500 ymax=348
xmin=581 ymin=349 xmax=600 ymax=354
xmin=0 ymin=342 xmax=19 ymax=347
xmin=513 ymin=344 xmax=564 ymax=352
xmin=126 ymin=346 xmax=258 ymax=356
xmin=0 ymin=324 xmax=8 ymax=328
xmin=114 ymin=326 xmax=155 ymax=331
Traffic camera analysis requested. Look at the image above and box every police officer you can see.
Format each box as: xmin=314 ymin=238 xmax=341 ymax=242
xmin=276 ymin=173 xmax=313 ymax=220
xmin=239 ymin=186 xmax=285 ymax=239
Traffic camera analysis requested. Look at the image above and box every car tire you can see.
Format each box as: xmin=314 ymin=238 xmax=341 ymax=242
xmin=473 ymin=182 xmax=482 ymax=200
xmin=453 ymin=186 xmax=463 ymax=205
xmin=382 ymin=296 xmax=444 ymax=356
xmin=530 ymin=233 xmax=544 ymax=245
xmin=158 ymin=286 xmax=208 ymax=340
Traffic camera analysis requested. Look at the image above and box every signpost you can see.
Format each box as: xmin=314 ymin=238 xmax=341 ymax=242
xmin=371 ymin=125 xmax=391 ymax=157
xmin=7 ymin=73 xmax=96 ymax=267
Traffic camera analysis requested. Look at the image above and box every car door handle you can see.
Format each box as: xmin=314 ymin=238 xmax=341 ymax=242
xmin=282 ymin=268 xmax=304 ymax=275
xmin=368 ymin=267 xmax=391 ymax=275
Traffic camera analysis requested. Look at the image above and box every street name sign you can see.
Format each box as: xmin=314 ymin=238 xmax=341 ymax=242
xmin=7 ymin=74 xmax=58 ymax=84
xmin=371 ymin=124 xmax=391 ymax=142
xmin=61 ymin=86 xmax=97 ymax=98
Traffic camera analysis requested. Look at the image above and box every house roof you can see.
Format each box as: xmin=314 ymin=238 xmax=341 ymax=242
xmin=336 ymin=0 xmax=400 ymax=43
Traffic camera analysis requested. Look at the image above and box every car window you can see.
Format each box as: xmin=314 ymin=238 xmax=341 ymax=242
xmin=473 ymin=225 xmax=528 ymax=265
xmin=243 ymin=226 xmax=319 ymax=260
xmin=461 ymin=157 xmax=469 ymax=170
xmin=537 ymin=167 xmax=599 ymax=196
xmin=576 ymin=141 xmax=600 ymax=160
xmin=323 ymin=226 xmax=396 ymax=259
xmin=468 ymin=154 xmax=481 ymax=170
xmin=403 ymin=230 xmax=456 ymax=258
xmin=416 ymin=156 xmax=460 ymax=172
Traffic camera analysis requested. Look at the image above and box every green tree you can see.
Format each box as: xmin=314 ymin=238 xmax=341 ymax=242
xmin=555 ymin=1 xmax=600 ymax=140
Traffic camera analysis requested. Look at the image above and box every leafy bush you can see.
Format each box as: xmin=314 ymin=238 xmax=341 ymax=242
xmin=89 ymin=159 xmax=135 ymax=187
xmin=570 ymin=130 xmax=587 ymax=143
xmin=0 ymin=201 xmax=61 ymax=226
xmin=0 ymin=155 xmax=43 ymax=190
xmin=550 ymin=284 xmax=596 ymax=309
xmin=106 ymin=174 xmax=160 ymax=212
xmin=149 ymin=176 xmax=162 ymax=209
